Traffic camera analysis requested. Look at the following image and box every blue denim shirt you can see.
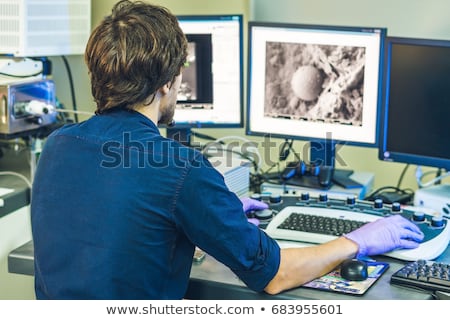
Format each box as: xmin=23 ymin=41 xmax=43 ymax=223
xmin=31 ymin=109 xmax=280 ymax=299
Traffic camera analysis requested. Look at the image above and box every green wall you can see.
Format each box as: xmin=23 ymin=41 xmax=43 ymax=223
xmin=251 ymin=0 xmax=450 ymax=40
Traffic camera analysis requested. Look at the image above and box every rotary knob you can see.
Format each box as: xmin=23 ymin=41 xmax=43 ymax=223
xmin=373 ymin=199 xmax=383 ymax=209
xmin=412 ymin=211 xmax=426 ymax=222
xmin=346 ymin=195 xmax=356 ymax=206
xmin=391 ymin=202 xmax=402 ymax=212
xmin=250 ymin=193 xmax=262 ymax=201
xmin=300 ymin=192 xmax=310 ymax=201
xmin=269 ymin=194 xmax=282 ymax=204
xmin=319 ymin=193 xmax=328 ymax=202
xmin=431 ymin=216 xmax=445 ymax=228
xmin=254 ymin=209 xmax=273 ymax=220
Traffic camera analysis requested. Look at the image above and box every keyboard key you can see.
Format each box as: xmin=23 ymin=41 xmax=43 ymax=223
xmin=391 ymin=260 xmax=450 ymax=293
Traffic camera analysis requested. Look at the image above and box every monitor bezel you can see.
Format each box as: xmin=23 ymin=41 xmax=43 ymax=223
xmin=379 ymin=36 xmax=450 ymax=171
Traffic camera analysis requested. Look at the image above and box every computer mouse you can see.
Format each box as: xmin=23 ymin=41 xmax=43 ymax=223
xmin=340 ymin=259 xmax=368 ymax=281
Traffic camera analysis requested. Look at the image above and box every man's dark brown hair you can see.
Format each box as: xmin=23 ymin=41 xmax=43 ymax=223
xmin=85 ymin=0 xmax=188 ymax=114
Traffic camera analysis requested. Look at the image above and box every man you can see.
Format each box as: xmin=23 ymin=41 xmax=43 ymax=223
xmin=31 ymin=0 xmax=424 ymax=299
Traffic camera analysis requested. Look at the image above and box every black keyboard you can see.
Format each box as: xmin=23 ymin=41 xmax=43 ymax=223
xmin=391 ymin=260 xmax=450 ymax=293
xmin=276 ymin=212 xmax=367 ymax=236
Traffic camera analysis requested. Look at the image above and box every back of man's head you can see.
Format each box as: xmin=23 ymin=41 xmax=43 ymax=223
xmin=85 ymin=0 xmax=188 ymax=114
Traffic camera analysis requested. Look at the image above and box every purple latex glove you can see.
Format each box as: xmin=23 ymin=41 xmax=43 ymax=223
xmin=344 ymin=214 xmax=424 ymax=256
xmin=241 ymin=198 xmax=267 ymax=226
xmin=240 ymin=197 xmax=268 ymax=213
xmin=240 ymin=198 xmax=267 ymax=227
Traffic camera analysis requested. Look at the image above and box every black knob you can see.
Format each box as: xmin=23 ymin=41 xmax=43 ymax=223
xmin=319 ymin=193 xmax=328 ymax=202
xmin=412 ymin=211 xmax=425 ymax=222
xmin=254 ymin=209 xmax=273 ymax=220
xmin=346 ymin=196 xmax=356 ymax=206
xmin=373 ymin=199 xmax=383 ymax=209
xmin=431 ymin=216 xmax=444 ymax=228
xmin=391 ymin=202 xmax=402 ymax=212
xmin=269 ymin=194 xmax=282 ymax=204
xmin=250 ymin=193 xmax=262 ymax=201
xmin=300 ymin=192 xmax=310 ymax=201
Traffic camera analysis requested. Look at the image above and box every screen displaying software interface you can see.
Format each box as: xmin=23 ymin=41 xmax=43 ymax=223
xmin=175 ymin=16 xmax=242 ymax=127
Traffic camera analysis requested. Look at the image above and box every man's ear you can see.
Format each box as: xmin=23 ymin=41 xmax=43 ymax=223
xmin=159 ymin=82 xmax=171 ymax=96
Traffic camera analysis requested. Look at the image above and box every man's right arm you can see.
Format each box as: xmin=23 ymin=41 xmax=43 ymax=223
xmin=264 ymin=214 xmax=424 ymax=295
xmin=264 ymin=236 xmax=358 ymax=295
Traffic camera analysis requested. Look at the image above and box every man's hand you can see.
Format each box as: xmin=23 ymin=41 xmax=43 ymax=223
xmin=344 ymin=214 xmax=424 ymax=256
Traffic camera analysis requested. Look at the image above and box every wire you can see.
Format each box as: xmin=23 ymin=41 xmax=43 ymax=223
xmin=279 ymin=139 xmax=302 ymax=162
xmin=0 ymin=171 xmax=32 ymax=189
xmin=55 ymin=109 xmax=94 ymax=116
xmin=364 ymin=185 xmax=414 ymax=203
xmin=415 ymin=166 xmax=450 ymax=188
xmin=435 ymin=168 xmax=442 ymax=185
xmin=397 ymin=164 xmax=410 ymax=189
xmin=61 ymin=56 xmax=79 ymax=122
xmin=279 ymin=139 xmax=292 ymax=161
xmin=191 ymin=130 xmax=221 ymax=142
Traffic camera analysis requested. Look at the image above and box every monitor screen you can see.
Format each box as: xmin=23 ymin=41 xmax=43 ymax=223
xmin=379 ymin=36 xmax=450 ymax=171
xmin=247 ymin=22 xmax=385 ymax=166
xmin=167 ymin=14 xmax=244 ymax=145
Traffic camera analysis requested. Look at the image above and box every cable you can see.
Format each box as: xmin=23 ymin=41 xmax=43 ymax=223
xmin=364 ymin=185 xmax=414 ymax=204
xmin=21 ymin=100 xmax=94 ymax=119
xmin=415 ymin=166 xmax=450 ymax=188
xmin=0 ymin=171 xmax=32 ymax=189
xmin=61 ymin=56 xmax=79 ymax=122
xmin=435 ymin=168 xmax=442 ymax=185
xmin=397 ymin=164 xmax=410 ymax=189
xmin=191 ymin=130 xmax=221 ymax=142
xmin=279 ymin=139 xmax=292 ymax=161
xmin=55 ymin=109 xmax=94 ymax=116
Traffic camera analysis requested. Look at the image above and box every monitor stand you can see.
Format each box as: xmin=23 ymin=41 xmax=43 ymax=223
xmin=309 ymin=140 xmax=363 ymax=189
xmin=285 ymin=174 xmax=330 ymax=190
xmin=275 ymin=168 xmax=362 ymax=190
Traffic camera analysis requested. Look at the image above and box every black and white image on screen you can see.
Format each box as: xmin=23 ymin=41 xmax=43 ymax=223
xmin=178 ymin=42 xmax=198 ymax=102
xmin=264 ymin=42 xmax=366 ymax=126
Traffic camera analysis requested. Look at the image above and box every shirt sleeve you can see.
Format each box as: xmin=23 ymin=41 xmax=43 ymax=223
xmin=172 ymin=154 xmax=281 ymax=292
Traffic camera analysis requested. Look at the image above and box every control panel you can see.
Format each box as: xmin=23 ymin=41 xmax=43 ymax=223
xmin=247 ymin=192 xmax=450 ymax=261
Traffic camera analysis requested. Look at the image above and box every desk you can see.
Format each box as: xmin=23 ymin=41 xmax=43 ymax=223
xmin=0 ymin=150 xmax=34 ymax=299
xmin=9 ymin=240 xmax=450 ymax=299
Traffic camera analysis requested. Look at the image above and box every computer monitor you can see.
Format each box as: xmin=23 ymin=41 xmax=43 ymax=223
xmin=379 ymin=36 xmax=450 ymax=171
xmin=247 ymin=22 xmax=386 ymax=170
xmin=166 ymin=14 xmax=244 ymax=145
